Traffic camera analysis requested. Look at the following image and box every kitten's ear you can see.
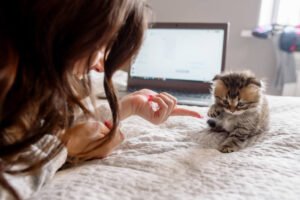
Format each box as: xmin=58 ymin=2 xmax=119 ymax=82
xmin=212 ymin=75 xmax=221 ymax=81
xmin=248 ymin=77 xmax=262 ymax=87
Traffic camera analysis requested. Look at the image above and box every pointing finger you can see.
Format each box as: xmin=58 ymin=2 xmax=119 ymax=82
xmin=171 ymin=106 xmax=203 ymax=118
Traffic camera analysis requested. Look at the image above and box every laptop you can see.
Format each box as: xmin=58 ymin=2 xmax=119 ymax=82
xmin=126 ymin=22 xmax=229 ymax=106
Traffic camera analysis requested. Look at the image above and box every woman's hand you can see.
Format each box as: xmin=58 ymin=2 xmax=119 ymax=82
xmin=65 ymin=121 xmax=123 ymax=160
xmin=119 ymin=89 xmax=202 ymax=124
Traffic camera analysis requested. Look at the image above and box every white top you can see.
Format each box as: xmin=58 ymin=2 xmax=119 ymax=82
xmin=0 ymin=135 xmax=67 ymax=200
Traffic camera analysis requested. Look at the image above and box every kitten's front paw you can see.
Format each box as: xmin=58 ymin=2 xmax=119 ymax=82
xmin=219 ymin=145 xmax=239 ymax=153
xmin=219 ymin=137 xmax=241 ymax=153
xmin=207 ymin=105 xmax=222 ymax=118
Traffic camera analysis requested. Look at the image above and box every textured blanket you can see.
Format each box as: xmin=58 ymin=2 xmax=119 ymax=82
xmin=31 ymin=95 xmax=300 ymax=200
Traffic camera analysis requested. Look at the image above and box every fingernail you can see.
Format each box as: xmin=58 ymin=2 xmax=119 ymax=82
xmin=104 ymin=120 xmax=112 ymax=129
xmin=196 ymin=114 xmax=204 ymax=118
xmin=147 ymin=95 xmax=153 ymax=102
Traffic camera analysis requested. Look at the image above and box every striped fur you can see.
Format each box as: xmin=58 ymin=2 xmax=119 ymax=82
xmin=207 ymin=71 xmax=269 ymax=153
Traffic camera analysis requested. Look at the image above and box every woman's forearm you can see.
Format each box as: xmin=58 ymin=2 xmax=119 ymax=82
xmin=119 ymin=97 xmax=134 ymax=120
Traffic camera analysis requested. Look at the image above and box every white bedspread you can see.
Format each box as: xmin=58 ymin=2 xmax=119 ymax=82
xmin=31 ymin=95 xmax=300 ymax=200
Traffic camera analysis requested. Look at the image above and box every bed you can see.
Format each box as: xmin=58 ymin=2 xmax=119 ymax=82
xmin=30 ymin=72 xmax=300 ymax=200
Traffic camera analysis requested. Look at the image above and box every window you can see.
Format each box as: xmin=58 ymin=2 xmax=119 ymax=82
xmin=259 ymin=0 xmax=300 ymax=26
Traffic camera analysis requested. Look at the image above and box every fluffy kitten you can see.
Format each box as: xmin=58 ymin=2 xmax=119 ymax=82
xmin=207 ymin=71 xmax=269 ymax=153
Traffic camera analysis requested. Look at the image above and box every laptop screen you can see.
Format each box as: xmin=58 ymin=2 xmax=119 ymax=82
xmin=130 ymin=28 xmax=225 ymax=83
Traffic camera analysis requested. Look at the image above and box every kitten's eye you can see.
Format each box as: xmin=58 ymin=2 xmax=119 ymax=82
xmin=237 ymin=102 xmax=245 ymax=107
xmin=223 ymin=100 xmax=229 ymax=105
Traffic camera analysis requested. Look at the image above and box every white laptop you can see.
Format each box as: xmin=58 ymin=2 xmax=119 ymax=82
xmin=126 ymin=22 xmax=229 ymax=106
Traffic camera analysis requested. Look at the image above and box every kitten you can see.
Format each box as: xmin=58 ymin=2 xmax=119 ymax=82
xmin=207 ymin=71 xmax=269 ymax=153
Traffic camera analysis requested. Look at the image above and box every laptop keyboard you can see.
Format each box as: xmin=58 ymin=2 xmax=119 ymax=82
xmin=127 ymin=88 xmax=212 ymax=106
xmin=162 ymin=90 xmax=211 ymax=99
xmin=130 ymin=88 xmax=211 ymax=100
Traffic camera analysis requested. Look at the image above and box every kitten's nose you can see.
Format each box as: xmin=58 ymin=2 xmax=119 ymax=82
xmin=230 ymin=108 xmax=235 ymax=113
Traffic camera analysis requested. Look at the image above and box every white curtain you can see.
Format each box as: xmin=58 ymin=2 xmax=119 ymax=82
xmin=282 ymin=53 xmax=300 ymax=96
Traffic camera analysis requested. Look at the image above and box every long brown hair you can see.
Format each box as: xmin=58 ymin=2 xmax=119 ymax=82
xmin=0 ymin=0 xmax=148 ymax=199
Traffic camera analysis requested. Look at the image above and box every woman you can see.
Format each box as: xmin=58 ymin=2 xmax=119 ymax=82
xmin=0 ymin=0 xmax=201 ymax=199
